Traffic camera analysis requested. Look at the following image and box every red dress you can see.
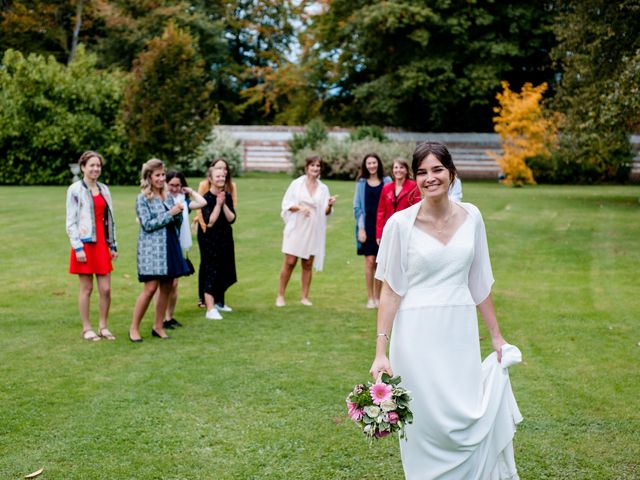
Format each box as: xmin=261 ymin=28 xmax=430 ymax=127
xmin=69 ymin=193 xmax=113 ymax=275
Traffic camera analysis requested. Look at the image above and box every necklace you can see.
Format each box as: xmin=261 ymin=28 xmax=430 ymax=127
xmin=428 ymin=204 xmax=454 ymax=234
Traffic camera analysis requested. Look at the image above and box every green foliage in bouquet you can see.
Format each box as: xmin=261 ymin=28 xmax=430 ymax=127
xmin=346 ymin=373 xmax=413 ymax=441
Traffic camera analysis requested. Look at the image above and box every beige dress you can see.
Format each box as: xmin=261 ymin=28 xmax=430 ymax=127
xmin=281 ymin=175 xmax=331 ymax=271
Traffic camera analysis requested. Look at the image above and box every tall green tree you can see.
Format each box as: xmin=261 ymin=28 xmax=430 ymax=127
xmin=122 ymin=21 xmax=217 ymax=165
xmin=304 ymin=0 xmax=556 ymax=131
xmin=550 ymin=0 xmax=640 ymax=182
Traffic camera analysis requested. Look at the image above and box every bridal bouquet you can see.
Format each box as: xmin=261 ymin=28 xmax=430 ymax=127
xmin=346 ymin=373 xmax=413 ymax=440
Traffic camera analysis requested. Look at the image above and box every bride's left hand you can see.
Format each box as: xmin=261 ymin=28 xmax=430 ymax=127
xmin=492 ymin=335 xmax=506 ymax=363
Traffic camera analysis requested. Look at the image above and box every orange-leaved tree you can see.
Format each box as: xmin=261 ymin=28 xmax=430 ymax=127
xmin=491 ymin=81 xmax=557 ymax=186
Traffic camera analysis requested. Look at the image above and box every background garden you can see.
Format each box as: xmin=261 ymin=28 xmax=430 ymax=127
xmin=1 ymin=0 xmax=639 ymax=186
xmin=0 ymin=176 xmax=639 ymax=479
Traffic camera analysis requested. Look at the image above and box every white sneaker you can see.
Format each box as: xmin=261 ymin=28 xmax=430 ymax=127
xmin=366 ymin=299 xmax=377 ymax=309
xmin=216 ymin=304 xmax=233 ymax=312
xmin=300 ymin=298 xmax=313 ymax=306
xmin=205 ymin=308 xmax=223 ymax=320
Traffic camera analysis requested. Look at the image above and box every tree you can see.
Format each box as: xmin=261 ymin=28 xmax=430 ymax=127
xmin=550 ymin=0 xmax=640 ymax=182
xmin=304 ymin=0 xmax=556 ymax=131
xmin=217 ymin=0 xmax=309 ymax=124
xmin=491 ymin=82 xmax=558 ymax=186
xmin=122 ymin=21 xmax=217 ymax=165
xmin=0 ymin=47 xmax=128 ymax=185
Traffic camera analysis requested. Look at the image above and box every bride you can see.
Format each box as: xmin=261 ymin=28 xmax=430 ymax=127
xmin=370 ymin=142 xmax=523 ymax=479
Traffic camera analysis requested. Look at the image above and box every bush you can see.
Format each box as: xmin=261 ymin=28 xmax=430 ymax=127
xmin=289 ymin=118 xmax=328 ymax=155
xmin=349 ymin=126 xmax=388 ymax=142
xmin=184 ymin=128 xmax=244 ymax=178
xmin=0 ymin=47 xmax=131 ymax=185
xmin=291 ymin=138 xmax=414 ymax=180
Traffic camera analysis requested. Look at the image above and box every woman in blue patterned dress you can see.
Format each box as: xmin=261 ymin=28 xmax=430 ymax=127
xmin=129 ymin=159 xmax=191 ymax=342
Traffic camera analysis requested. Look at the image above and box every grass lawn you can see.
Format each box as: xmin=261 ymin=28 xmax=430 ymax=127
xmin=0 ymin=174 xmax=639 ymax=479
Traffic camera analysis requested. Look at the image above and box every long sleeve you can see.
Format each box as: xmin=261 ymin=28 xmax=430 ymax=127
xmin=353 ymin=180 xmax=365 ymax=229
xmin=136 ymin=195 xmax=174 ymax=233
xmin=376 ymin=185 xmax=392 ymax=240
xmin=375 ymin=215 xmax=408 ymax=297
xmin=468 ymin=205 xmax=494 ymax=304
xmin=65 ymin=185 xmax=83 ymax=250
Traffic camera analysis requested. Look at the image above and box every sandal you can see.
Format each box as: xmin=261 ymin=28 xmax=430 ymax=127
xmin=99 ymin=328 xmax=116 ymax=341
xmin=82 ymin=329 xmax=101 ymax=342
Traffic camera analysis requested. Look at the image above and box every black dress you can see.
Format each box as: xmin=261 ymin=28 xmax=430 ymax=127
xmin=197 ymin=192 xmax=237 ymax=303
xmin=357 ymin=182 xmax=383 ymax=256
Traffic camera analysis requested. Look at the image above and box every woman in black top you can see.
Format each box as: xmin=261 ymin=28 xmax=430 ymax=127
xmin=197 ymin=166 xmax=237 ymax=320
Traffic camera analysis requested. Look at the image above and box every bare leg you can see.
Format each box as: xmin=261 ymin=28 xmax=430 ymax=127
xmin=374 ymin=278 xmax=382 ymax=304
xmin=78 ymin=274 xmax=94 ymax=332
xmin=153 ymin=279 xmax=173 ymax=337
xmin=96 ymin=274 xmax=111 ymax=331
xmin=130 ymin=280 xmax=159 ymax=340
xmin=300 ymin=256 xmax=314 ymax=301
xmin=165 ymin=278 xmax=179 ymax=321
xmin=364 ymin=255 xmax=377 ymax=302
xmin=204 ymin=292 xmax=216 ymax=311
xmin=278 ymin=254 xmax=298 ymax=299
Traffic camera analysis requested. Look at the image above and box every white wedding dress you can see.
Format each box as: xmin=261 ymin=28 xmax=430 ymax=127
xmin=376 ymin=202 xmax=522 ymax=480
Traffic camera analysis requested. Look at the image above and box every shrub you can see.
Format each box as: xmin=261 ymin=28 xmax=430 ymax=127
xmin=349 ymin=126 xmax=388 ymax=142
xmin=0 ymin=47 xmax=130 ymax=185
xmin=289 ymin=118 xmax=328 ymax=155
xmin=491 ymin=81 xmax=557 ymax=186
xmin=291 ymin=138 xmax=414 ymax=180
xmin=184 ymin=128 xmax=244 ymax=177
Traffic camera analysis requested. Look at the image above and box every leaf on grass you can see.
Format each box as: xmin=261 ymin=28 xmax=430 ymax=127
xmin=25 ymin=467 xmax=44 ymax=478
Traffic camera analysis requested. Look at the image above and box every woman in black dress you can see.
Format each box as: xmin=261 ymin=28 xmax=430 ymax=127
xmin=353 ymin=153 xmax=391 ymax=308
xmin=197 ymin=166 xmax=237 ymax=320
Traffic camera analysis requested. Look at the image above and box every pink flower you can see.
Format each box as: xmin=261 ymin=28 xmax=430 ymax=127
xmin=387 ymin=411 xmax=399 ymax=424
xmin=374 ymin=429 xmax=391 ymax=438
xmin=369 ymin=382 xmax=393 ymax=405
xmin=347 ymin=402 xmax=364 ymax=421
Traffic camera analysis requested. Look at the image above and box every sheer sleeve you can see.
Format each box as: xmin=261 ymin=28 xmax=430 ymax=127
xmin=375 ymin=215 xmax=408 ymax=296
xmin=468 ymin=205 xmax=494 ymax=304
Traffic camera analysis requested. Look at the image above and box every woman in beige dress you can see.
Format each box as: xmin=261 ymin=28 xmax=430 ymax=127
xmin=276 ymin=156 xmax=337 ymax=307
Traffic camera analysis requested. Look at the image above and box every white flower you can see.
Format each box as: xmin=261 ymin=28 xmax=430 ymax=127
xmin=380 ymin=399 xmax=397 ymax=412
xmin=364 ymin=405 xmax=381 ymax=418
xmin=363 ymin=424 xmax=375 ymax=436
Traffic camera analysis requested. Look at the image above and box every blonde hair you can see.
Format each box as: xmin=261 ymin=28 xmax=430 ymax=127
xmin=140 ymin=158 xmax=166 ymax=199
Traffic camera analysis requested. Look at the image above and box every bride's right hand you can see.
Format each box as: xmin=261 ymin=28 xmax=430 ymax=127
xmin=369 ymin=355 xmax=393 ymax=381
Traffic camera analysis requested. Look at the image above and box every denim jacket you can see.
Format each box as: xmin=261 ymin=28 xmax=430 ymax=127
xmin=65 ymin=180 xmax=117 ymax=252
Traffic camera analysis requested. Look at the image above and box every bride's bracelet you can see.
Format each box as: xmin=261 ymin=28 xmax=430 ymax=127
xmin=377 ymin=333 xmax=389 ymax=341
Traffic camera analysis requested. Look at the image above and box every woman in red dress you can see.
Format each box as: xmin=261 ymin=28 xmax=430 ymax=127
xmin=375 ymin=158 xmax=420 ymax=244
xmin=66 ymin=151 xmax=118 ymax=341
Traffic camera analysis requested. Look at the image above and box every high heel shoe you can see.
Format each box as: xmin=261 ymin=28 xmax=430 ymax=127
xmin=151 ymin=329 xmax=170 ymax=340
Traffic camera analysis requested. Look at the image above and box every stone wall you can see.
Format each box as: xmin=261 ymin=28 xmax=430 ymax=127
xmin=218 ymin=125 xmax=640 ymax=181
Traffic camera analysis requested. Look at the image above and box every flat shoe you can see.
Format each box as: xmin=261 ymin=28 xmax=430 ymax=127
xmin=300 ymin=298 xmax=312 ymax=306
xmin=163 ymin=320 xmax=176 ymax=330
xmin=98 ymin=328 xmax=116 ymax=340
xmin=275 ymin=297 xmax=285 ymax=307
xmin=82 ymin=329 xmax=101 ymax=342
xmin=151 ymin=329 xmax=170 ymax=339
xmin=128 ymin=331 xmax=143 ymax=343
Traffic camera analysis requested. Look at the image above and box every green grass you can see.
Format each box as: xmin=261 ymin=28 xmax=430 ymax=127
xmin=0 ymin=174 xmax=639 ymax=479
